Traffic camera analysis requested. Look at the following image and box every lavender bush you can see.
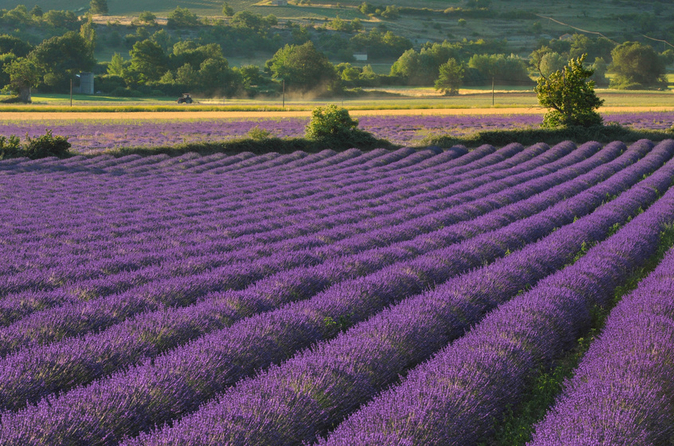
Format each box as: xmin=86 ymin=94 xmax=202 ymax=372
xmin=0 ymin=111 xmax=671 ymax=152
xmin=0 ymin=139 xmax=673 ymax=445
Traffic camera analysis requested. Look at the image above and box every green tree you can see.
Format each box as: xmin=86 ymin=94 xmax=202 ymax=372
xmin=538 ymin=52 xmax=567 ymax=78
xmin=267 ymin=41 xmax=337 ymax=94
xmin=231 ymin=11 xmax=266 ymax=30
xmin=390 ymin=49 xmax=435 ymax=85
xmin=138 ymin=11 xmax=157 ymax=25
xmin=79 ymin=16 xmax=97 ymax=57
xmin=107 ymin=52 xmax=125 ymax=76
xmin=434 ymin=58 xmax=464 ymax=95
xmin=198 ymin=57 xmax=241 ymax=96
xmin=609 ymin=41 xmax=667 ymax=90
xmin=4 ymin=57 xmax=40 ymax=102
xmin=129 ymin=39 xmax=167 ymax=82
xmin=0 ymin=34 xmax=33 ymax=57
xmin=535 ymin=54 xmax=604 ymax=128
xmin=305 ymin=104 xmax=359 ymax=140
xmin=590 ymin=56 xmax=608 ymax=87
xmin=29 ymin=5 xmax=43 ymax=17
xmin=222 ymin=2 xmax=234 ymax=16
xmin=29 ymin=31 xmax=96 ymax=89
xmin=43 ymin=10 xmax=78 ymax=29
xmin=468 ymin=53 xmax=531 ymax=85
xmin=167 ymin=7 xmax=199 ymax=28
xmin=89 ymin=0 xmax=108 ymax=15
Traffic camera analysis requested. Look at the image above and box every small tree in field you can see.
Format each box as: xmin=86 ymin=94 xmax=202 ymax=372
xmin=535 ymin=54 xmax=604 ymax=128
xmin=305 ymin=105 xmax=359 ymax=140
xmin=434 ymin=58 xmax=464 ymax=95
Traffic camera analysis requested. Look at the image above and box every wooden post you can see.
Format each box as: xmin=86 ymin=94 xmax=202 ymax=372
xmin=70 ymin=79 xmax=73 ymax=107
xmin=492 ymin=76 xmax=495 ymax=106
xmin=282 ymin=79 xmax=285 ymax=108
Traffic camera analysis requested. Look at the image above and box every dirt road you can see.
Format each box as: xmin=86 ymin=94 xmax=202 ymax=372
xmin=1 ymin=106 xmax=672 ymax=121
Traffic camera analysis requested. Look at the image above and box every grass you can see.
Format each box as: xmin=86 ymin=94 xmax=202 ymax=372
xmin=486 ymin=221 xmax=674 ymax=446
xmin=425 ymin=124 xmax=674 ymax=148
xmin=5 ymin=86 xmax=673 ymax=112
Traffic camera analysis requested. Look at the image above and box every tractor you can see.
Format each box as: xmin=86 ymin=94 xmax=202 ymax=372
xmin=177 ymin=93 xmax=193 ymax=104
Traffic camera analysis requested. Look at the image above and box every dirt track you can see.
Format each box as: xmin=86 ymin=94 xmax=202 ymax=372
xmin=1 ymin=106 xmax=672 ymax=121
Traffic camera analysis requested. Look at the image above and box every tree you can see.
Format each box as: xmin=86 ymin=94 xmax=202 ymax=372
xmin=89 ymin=0 xmax=108 ymax=15
xmin=29 ymin=31 xmax=96 ymax=90
xmin=0 ymin=34 xmax=33 ymax=57
xmin=198 ymin=58 xmax=241 ymax=96
xmin=538 ymin=52 xmax=566 ymax=78
xmin=435 ymin=58 xmax=464 ymax=95
xmin=4 ymin=57 xmax=40 ymax=102
xmin=305 ymin=104 xmax=359 ymax=140
xmin=222 ymin=2 xmax=234 ymax=16
xmin=79 ymin=16 xmax=97 ymax=57
xmin=468 ymin=53 xmax=531 ymax=86
xmin=129 ymin=39 xmax=167 ymax=82
xmin=609 ymin=41 xmax=667 ymax=90
xmin=167 ymin=7 xmax=199 ymax=28
xmin=231 ymin=11 xmax=266 ymax=30
xmin=138 ymin=11 xmax=157 ymax=25
xmin=267 ymin=41 xmax=337 ymax=94
xmin=107 ymin=52 xmax=126 ymax=76
xmin=535 ymin=54 xmax=604 ymax=128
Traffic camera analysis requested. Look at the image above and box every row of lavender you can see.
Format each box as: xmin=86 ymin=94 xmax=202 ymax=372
xmin=0 ymin=141 xmax=673 ymax=444
xmin=0 ymin=140 xmax=607 ymax=411
xmin=0 ymin=111 xmax=672 ymax=151
xmin=0 ymin=138 xmax=653 ymax=419
xmin=124 ymin=140 xmax=674 ymax=446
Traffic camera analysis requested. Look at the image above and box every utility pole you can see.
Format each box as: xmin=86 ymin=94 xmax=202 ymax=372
xmin=492 ymin=76 xmax=495 ymax=106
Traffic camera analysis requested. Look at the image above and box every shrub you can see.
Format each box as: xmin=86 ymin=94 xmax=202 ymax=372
xmin=24 ymin=130 xmax=71 ymax=158
xmin=247 ymin=126 xmax=272 ymax=141
xmin=305 ymin=104 xmax=359 ymax=140
xmin=0 ymin=135 xmax=21 ymax=159
xmin=535 ymin=54 xmax=604 ymax=128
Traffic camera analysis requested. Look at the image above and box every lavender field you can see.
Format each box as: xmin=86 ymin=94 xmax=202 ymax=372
xmin=1 ymin=140 xmax=674 ymax=445
xmin=1 ymin=111 xmax=673 ymax=152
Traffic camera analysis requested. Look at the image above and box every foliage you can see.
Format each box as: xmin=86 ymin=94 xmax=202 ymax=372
xmin=535 ymin=54 xmax=604 ymax=128
xmin=167 ymin=7 xmax=199 ymax=28
xmin=43 ymin=10 xmax=78 ymax=29
xmin=609 ymin=41 xmax=667 ymax=90
xmin=350 ymin=29 xmax=412 ymax=60
xmin=0 ymin=34 xmax=33 ymax=57
xmin=247 ymin=125 xmax=272 ymax=140
xmin=129 ymin=39 xmax=168 ymax=82
xmin=89 ymin=0 xmax=109 ymax=15
xmin=29 ymin=31 xmax=96 ymax=90
xmin=107 ymin=53 xmax=125 ymax=76
xmin=4 ymin=57 xmax=39 ymax=102
xmin=23 ymin=130 xmax=71 ymax=158
xmin=467 ymin=53 xmax=532 ymax=86
xmin=0 ymin=135 xmax=21 ymax=159
xmin=138 ymin=11 xmax=157 ymax=25
xmin=222 ymin=2 xmax=234 ymax=17
xmin=267 ymin=41 xmax=337 ymax=94
xmin=305 ymin=105 xmax=359 ymax=140
xmin=434 ymin=58 xmax=464 ymax=95
xmin=0 ymin=130 xmax=70 ymax=159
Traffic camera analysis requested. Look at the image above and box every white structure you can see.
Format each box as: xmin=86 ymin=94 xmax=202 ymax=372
xmin=74 ymin=72 xmax=94 ymax=95
xmin=354 ymin=52 xmax=368 ymax=61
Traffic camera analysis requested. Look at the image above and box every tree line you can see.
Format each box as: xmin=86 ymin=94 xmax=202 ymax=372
xmin=0 ymin=2 xmax=671 ymax=102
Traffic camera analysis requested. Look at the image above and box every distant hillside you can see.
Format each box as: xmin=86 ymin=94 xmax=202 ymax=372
xmin=0 ymin=0 xmax=670 ymax=57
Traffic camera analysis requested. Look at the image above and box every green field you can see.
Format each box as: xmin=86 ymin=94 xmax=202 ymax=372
xmin=3 ymin=87 xmax=671 ymax=112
